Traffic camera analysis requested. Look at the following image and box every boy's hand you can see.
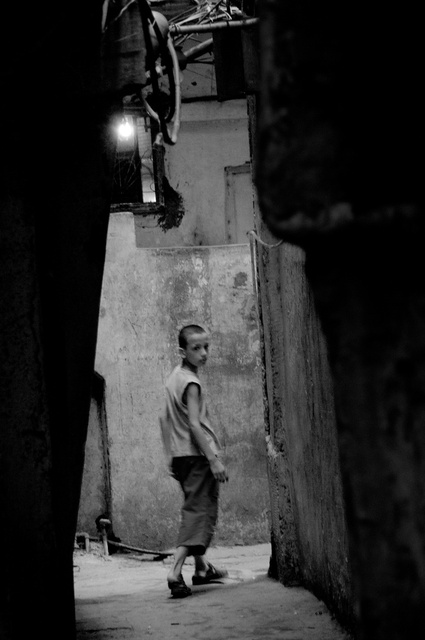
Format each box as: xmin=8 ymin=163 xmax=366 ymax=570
xmin=210 ymin=457 xmax=229 ymax=482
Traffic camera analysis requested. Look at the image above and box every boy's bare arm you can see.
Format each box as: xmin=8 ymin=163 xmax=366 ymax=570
xmin=186 ymin=383 xmax=228 ymax=482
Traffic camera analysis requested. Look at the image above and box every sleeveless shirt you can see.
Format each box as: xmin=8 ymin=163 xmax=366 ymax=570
xmin=160 ymin=365 xmax=221 ymax=460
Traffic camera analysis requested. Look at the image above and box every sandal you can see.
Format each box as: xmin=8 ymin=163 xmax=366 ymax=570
xmin=168 ymin=575 xmax=192 ymax=598
xmin=192 ymin=562 xmax=229 ymax=585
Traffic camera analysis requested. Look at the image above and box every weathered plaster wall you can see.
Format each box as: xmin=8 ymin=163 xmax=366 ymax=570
xmin=78 ymin=381 xmax=111 ymax=534
xmin=243 ymin=86 xmax=353 ymax=627
xmin=134 ymin=100 xmax=251 ymax=247
xmin=255 ymin=231 xmax=353 ymax=626
xmin=79 ymin=212 xmax=269 ymax=550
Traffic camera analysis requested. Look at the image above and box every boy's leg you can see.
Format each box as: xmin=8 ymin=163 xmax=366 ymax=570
xmin=167 ymin=545 xmax=192 ymax=598
xmin=167 ymin=545 xmax=189 ymax=583
xmin=194 ymin=554 xmax=209 ymax=576
xmin=171 ymin=457 xmax=227 ymax=587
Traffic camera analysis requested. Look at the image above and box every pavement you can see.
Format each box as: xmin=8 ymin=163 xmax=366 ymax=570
xmin=74 ymin=542 xmax=352 ymax=640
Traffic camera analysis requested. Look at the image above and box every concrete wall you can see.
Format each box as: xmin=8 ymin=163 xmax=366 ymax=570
xmin=78 ymin=212 xmax=269 ymax=550
xmin=255 ymin=233 xmax=353 ymax=626
xmin=134 ymin=100 xmax=251 ymax=247
xmin=77 ymin=95 xmax=267 ymax=550
xmin=78 ymin=376 xmax=111 ymax=534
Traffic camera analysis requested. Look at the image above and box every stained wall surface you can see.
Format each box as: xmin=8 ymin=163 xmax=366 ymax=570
xmin=133 ymin=100 xmax=251 ymax=248
xmin=255 ymin=232 xmax=353 ymax=627
xmin=79 ymin=212 xmax=269 ymax=550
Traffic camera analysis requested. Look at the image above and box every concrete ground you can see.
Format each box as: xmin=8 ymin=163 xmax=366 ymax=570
xmin=74 ymin=542 xmax=352 ymax=640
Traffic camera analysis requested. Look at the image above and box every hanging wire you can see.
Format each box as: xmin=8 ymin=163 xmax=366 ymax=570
xmin=247 ymin=230 xmax=284 ymax=308
xmin=247 ymin=230 xmax=284 ymax=248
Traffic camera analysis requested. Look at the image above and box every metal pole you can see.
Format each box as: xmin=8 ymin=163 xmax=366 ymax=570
xmin=169 ymin=17 xmax=258 ymax=35
xmin=183 ymin=38 xmax=213 ymax=61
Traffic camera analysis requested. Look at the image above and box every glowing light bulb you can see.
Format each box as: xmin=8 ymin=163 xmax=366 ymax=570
xmin=117 ymin=117 xmax=134 ymax=140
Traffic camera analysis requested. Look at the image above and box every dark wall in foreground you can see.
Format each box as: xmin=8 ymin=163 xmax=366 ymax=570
xmin=0 ymin=3 xmax=119 ymax=638
xmin=256 ymin=1 xmax=424 ymax=638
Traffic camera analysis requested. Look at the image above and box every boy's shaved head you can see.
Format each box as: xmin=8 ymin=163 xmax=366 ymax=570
xmin=178 ymin=324 xmax=207 ymax=349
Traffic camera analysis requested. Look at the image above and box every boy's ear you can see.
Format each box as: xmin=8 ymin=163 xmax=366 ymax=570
xmin=179 ymin=347 xmax=186 ymax=359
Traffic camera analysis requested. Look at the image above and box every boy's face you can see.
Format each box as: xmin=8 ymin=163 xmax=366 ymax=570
xmin=181 ymin=331 xmax=209 ymax=369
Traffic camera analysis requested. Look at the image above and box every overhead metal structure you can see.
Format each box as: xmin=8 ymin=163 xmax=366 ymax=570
xmin=102 ymin=1 xmax=258 ymax=145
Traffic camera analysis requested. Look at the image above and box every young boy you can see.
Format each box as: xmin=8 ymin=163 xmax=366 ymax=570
xmin=160 ymin=324 xmax=229 ymax=598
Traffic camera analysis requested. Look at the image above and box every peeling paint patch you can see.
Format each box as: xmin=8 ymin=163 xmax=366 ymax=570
xmin=234 ymin=271 xmax=248 ymax=288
